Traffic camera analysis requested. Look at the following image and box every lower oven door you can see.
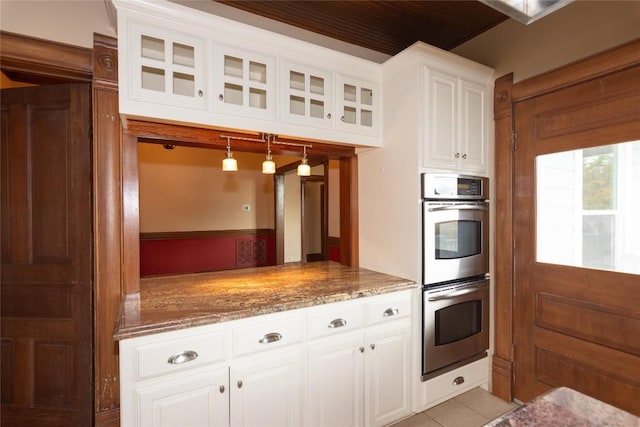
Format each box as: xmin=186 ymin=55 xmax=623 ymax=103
xmin=422 ymin=278 xmax=489 ymax=380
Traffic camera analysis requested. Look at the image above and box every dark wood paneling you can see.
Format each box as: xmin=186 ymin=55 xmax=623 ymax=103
xmin=339 ymin=156 xmax=358 ymax=267
xmin=1 ymin=83 xmax=93 ymax=427
xmin=218 ymin=1 xmax=507 ymax=55
xmin=141 ymin=228 xmax=275 ymax=240
xmin=0 ymin=31 xmax=92 ymax=84
xmin=92 ymin=33 xmax=122 ymax=425
xmin=491 ymin=73 xmax=515 ymax=402
xmin=512 ymin=50 xmax=640 ymax=413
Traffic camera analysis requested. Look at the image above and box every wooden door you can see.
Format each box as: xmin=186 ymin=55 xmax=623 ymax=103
xmin=1 ymin=84 xmax=93 ymax=426
xmin=513 ymin=65 xmax=640 ymax=414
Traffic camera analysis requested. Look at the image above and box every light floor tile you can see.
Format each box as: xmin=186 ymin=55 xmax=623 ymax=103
xmin=454 ymin=387 xmax=517 ymax=419
xmin=389 ymin=387 xmax=516 ymax=427
xmin=425 ymin=399 xmax=488 ymax=427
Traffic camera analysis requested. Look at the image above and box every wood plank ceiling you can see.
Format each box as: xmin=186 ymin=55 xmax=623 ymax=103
xmin=216 ymin=1 xmax=509 ymax=56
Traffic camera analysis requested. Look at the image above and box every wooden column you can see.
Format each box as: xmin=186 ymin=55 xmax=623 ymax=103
xmin=339 ymin=155 xmax=359 ymax=267
xmin=92 ymin=33 xmax=123 ymax=427
xmin=492 ymin=73 xmax=515 ymax=401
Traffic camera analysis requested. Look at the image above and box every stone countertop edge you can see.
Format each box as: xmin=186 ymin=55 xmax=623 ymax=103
xmin=483 ymin=386 xmax=640 ymax=426
xmin=113 ymin=262 xmax=417 ymax=341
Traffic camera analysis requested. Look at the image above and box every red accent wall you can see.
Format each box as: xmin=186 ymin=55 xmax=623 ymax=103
xmin=140 ymin=231 xmax=276 ymax=276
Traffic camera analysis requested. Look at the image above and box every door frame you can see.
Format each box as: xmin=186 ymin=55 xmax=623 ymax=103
xmin=491 ymin=37 xmax=640 ymax=402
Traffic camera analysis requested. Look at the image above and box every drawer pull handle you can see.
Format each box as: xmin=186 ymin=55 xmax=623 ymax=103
xmin=328 ymin=318 xmax=347 ymax=328
xmin=258 ymin=332 xmax=282 ymax=344
xmin=453 ymin=376 xmax=465 ymax=386
xmin=383 ymin=308 xmax=399 ymax=317
xmin=167 ymin=350 xmax=199 ymax=365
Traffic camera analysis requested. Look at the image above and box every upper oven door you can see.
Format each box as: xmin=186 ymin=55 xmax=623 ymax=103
xmin=423 ymin=201 xmax=489 ymax=285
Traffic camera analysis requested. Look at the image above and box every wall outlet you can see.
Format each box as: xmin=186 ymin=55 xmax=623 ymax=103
xmin=242 ymin=204 xmax=251 ymax=212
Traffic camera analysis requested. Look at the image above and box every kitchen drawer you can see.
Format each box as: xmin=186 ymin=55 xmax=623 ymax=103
xmin=232 ymin=313 xmax=304 ymax=357
xmin=134 ymin=328 xmax=228 ymax=380
xmin=307 ymin=300 xmax=364 ymax=339
xmin=366 ymin=290 xmax=412 ymax=325
xmin=422 ymin=357 xmax=488 ymax=407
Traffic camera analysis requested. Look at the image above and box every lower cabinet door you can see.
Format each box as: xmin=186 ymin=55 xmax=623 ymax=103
xmin=136 ymin=367 xmax=229 ymax=427
xmin=365 ymin=319 xmax=412 ymax=427
xmin=308 ymin=332 xmax=365 ymax=427
xmin=229 ymin=347 xmax=304 ymax=427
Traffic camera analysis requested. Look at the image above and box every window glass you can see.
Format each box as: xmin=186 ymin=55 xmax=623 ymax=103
xmin=536 ymin=140 xmax=640 ymax=274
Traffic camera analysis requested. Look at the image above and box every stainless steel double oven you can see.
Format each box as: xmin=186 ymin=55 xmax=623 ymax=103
xmin=421 ymin=173 xmax=490 ymax=381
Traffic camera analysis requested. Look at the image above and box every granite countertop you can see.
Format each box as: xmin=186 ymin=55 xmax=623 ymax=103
xmin=484 ymin=387 xmax=640 ymax=426
xmin=114 ymin=261 xmax=417 ymax=340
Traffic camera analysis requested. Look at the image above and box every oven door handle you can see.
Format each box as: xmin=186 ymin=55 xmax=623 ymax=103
xmin=427 ymin=204 xmax=488 ymax=212
xmin=427 ymin=285 xmax=486 ymax=301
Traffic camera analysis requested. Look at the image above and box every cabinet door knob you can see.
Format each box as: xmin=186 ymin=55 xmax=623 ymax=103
xmin=462 ymin=153 xmax=468 ymax=159
xmin=327 ymin=113 xmax=332 ymax=119
xmin=328 ymin=318 xmax=347 ymax=328
xmin=359 ymin=347 xmax=365 ymax=353
xmin=370 ymin=343 xmax=376 ymax=350
xmin=167 ymin=350 xmax=198 ymax=365
xmin=455 ymin=152 xmax=461 ymax=158
xmin=219 ymin=94 xmax=224 ymax=101
xmin=219 ymin=385 xmax=225 ymax=393
xmin=341 ymin=116 xmax=345 ymax=122
xmin=383 ymin=308 xmax=399 ymax=317
xmin=237 ymin=380 xmax=243 ymax=389
xmin=198 ymin=90 xmax=203 ymax=97
xmin=258 ymin=332 xmax=282 ymax=344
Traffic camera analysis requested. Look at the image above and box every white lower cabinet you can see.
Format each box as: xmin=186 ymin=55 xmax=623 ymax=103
xmin=230 ymin=348 xmax=304 ymax=427
xmin=135 ymin=367 xmax=229 ymax=427
xmin=120 ymin=290 xmax=414 ymax=427
xmin=307 ymin=292 xmax=412 ymax=427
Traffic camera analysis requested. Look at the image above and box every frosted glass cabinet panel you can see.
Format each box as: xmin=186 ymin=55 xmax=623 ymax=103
xmin=214 ymin=45 xmax=276 ymax=121
xmin=129 ymin=22 xmax=206 ymax=110
xmin=280 ymin=60 xmax=333 ymax=129
xmin=335 ymin=74 xmax=379 ymax=136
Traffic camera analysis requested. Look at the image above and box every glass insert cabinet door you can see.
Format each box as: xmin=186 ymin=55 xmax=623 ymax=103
xmin=279 ymin=60 xmax=333 ymax=129
xmin=335 ymin=74 xmax=378 ymax=135
xmin=536 ymin=140 xmax=640 ymax=275
xmin=215 ymin=44 xmax=276 ymax=121
xmin=130 ymin=21 xmax=206 ymax=109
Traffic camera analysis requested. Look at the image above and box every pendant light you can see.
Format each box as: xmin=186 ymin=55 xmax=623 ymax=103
xmin=297 ymin=146 xmax=311 ymax=176
xmin=262 ymin=134 xmax=276 ymax=174
xmin=222 ymin=137 xmax=237 ymax=172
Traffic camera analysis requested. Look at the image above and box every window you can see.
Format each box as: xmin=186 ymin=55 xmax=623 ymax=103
xmin=537 ymin=140 xmax=640 ymax=275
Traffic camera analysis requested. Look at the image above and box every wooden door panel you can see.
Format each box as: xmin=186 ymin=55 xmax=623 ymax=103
xmin=513 ymin=63 xmax=640 ymax=415
xmin=1 ymin=84 xmax=92 ymax=426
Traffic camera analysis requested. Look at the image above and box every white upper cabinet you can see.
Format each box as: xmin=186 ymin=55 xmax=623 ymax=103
xmin=279 ymin=60 xmax=333 ymax=129
xmin=214 ymin=44 xmax=276 ymax=121
xmin=424 ymin=67 xmax=488 ymax=174
xmin=335 ymin=74 xmax=380 ymax=136
xmin=114 ymin=0 xmax=382 ymax=147
xmin=126 ymin=20 xmax=207 ymax=110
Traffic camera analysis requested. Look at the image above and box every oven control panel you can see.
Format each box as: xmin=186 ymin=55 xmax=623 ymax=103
xmin=422 ymin=173 xmax=488 ymax=200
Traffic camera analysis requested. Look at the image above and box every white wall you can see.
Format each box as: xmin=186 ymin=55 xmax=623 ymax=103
xmin=0 ymin=0 xmax=116 ymax=48
xmin=453 ymin=0 xmax=640 ymax=82
xmin=138 ymin=143 xmax=275 ymax=232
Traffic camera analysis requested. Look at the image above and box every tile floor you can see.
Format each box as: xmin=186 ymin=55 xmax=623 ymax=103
xmin=391 ymin=387 xmax=518 ymax=427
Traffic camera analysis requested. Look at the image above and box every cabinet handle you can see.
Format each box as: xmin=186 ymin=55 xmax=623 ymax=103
xmin=327 ymin=113 xmax=332 ymax=119
xmin=359 ymin=347 xmax=365 ymax=353
xmin=198 ymin=90 xmax=203 ymax=97
xmin=328 ymin=318 xmax=347 ymax=328
xmin=341 ymin=115 xmax=345 ymax=122
xmin=383 ymin=308 xmax=399 ymax=317
xmin=219 ymin=385 xmax=225 ymax=393
xmin=453 ymin=376 xmax=465 ymax=386
xmin=219 ymin=94 xmax=224 ymax=101
xmin=370 ymin=343 xmax=376 ymax=350
xmin=237 ymin=380 xmax=243 ymax=389
xmin=258 ymin=332 xmax=282 ymax=344
xmin=455 ymin=152 xmax=461 ymax=158
xmin=462 ymin=153 xmax=468 ymax=159
xmin=167 ymin=350 xmax=198 ymax=365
